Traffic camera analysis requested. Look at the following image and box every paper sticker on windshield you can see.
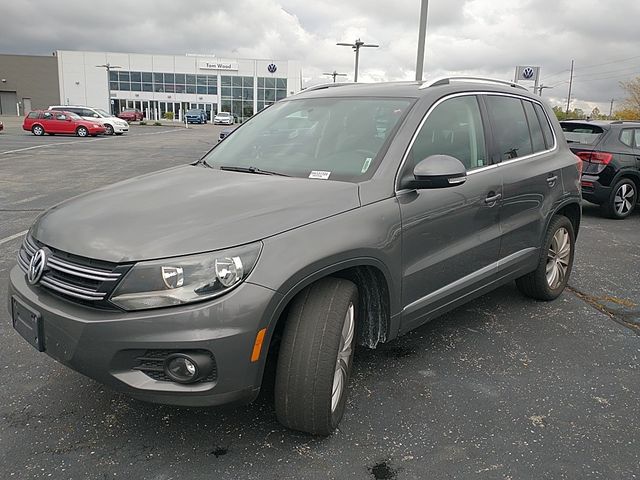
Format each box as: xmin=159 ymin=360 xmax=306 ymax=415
xmin=361 ymin=157 xmax=372 ymax=174
xmin=309 ymin=170 xmax=331 ymax=180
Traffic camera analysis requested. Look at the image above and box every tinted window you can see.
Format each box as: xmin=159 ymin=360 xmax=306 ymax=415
xmin=43 ymin=111 xmax=54 ymax=119
xmin=523 ymin=101 xmax=546 ymax=153
xmin=560 ymin=122 xmax=604 ymax=145
xmin=635 ymin=130 xmax=640 ymax=148
xmin=534 ymin=103 xmax=555 ymax=149
xmin=486 ymin=96 xmax=533 ymax=160
xmin=407 ymin=95 xmax=487 ymax=171
xmin=620 ymin=129 xmax=633 ymax=147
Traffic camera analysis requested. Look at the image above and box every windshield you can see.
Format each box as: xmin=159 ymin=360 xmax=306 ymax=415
xmin=217 ymin=112 xmax=231 ymax=117
xmin=95 ymin=108 xmax=111 ymax=118
xmin=203 ymin=97 xmax=413 ymax=181
xmin=187 ymin=109 xmax=201 ymax=115
xmin=68 ymin=112 xmax=83 ymax=120
xmin=561 ymin=123 xmax=604 ymax=145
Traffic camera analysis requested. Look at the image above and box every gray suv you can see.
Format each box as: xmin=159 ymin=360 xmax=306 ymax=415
xmin=9 ymin=77 xmax=581 ymax=436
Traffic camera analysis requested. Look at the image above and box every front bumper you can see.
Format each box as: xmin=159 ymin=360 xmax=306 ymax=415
xmin=112 ymin=123 xmax=129 ymax=134
xmin=8 ymin=265 xmax=279 ymax=407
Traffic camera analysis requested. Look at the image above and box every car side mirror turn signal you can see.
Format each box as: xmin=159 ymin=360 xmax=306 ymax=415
xmin=406 ymin=155 xmax=467 ymax=189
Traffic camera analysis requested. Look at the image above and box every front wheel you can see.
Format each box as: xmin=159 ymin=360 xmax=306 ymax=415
xmin=32 ymin=125 xmax=45 ymax=136
xmin=76 ymin=126 xmax=88 ymax=137
xmin=104 ymin=124 xmax=114 ymax=135
xmin=275 ymin=277 xmax=358 ymax=436
xmin=601 ymin=178 xmax=637 ymax=219
xmin=516 ymin=215 xmax=575 ymax=301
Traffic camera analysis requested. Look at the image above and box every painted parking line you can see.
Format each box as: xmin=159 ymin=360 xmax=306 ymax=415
xmin=0 ymin=230 xmax=28 ymax=246
xmin=0 ymin=137 xmax=106 ymax=155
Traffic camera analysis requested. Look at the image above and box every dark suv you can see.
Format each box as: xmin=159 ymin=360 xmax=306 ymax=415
xmin=561 ymin=120 xmax=640 ymax=218
xmin=9 ymin=77 xmax=581 ymax=436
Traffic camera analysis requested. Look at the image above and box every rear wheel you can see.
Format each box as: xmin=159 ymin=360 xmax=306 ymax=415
xmin=76 ymin=126 xmax=88 ymax=137
xmin=32 ymin=125 xmax=45 ymax=136
xmin=275 ymin=277 xmax=358 ymax=436
xmin=516 ymin=215 xmax=575 ymax=301
xmin=104 ymin=124 xmax=114 ymax=135
xmin=601 ymin=178 xmax=637 ymax=219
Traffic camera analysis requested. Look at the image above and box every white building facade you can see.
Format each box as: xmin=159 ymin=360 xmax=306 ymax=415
xmin=56 ymin=50 xmax=302 ymax=122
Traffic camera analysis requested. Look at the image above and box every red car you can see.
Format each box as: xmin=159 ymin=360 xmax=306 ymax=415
xmin=117 ymin=108 xmax=144 ymax=122
xmin=23 ymin=110 xmax=106 ymax=137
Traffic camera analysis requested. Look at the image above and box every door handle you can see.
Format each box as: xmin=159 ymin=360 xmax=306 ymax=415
xmin=484 ymin=193 xmax=502 ymax=204
xmin=547 ymin=175 xmax=558 ymax=186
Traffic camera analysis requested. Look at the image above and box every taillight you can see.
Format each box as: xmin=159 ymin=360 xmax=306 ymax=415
xmin=576 ymin=151 xmax=613 ymax=165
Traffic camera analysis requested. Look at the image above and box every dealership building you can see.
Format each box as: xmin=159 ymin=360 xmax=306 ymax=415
xmin=0 ymin=50 xmax=302 ymax=122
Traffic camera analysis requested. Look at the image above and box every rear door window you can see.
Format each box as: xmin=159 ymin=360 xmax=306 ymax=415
xmin=620 ymin=129 xmax=634 ymax=147
xmin=485 ymin=96 xmax=533 ymax=160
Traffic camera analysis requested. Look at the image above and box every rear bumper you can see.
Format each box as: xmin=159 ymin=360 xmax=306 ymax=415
xmin=581 ymin=175 xmax=611 ymax=204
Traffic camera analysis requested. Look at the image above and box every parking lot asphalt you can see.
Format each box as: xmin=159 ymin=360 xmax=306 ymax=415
xmin=0 ymin=123 xmax=638 ymax=480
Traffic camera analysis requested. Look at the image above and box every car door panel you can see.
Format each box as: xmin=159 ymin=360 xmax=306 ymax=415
xmin=398 ymin=94 xmax=502 ymax=333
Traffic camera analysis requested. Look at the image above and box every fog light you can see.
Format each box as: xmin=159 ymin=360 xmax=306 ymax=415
xmin=163 ymin=352 xmax=214 ymax=384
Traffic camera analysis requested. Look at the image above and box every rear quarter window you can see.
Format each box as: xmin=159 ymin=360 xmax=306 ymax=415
xmin=27 ymin=112 xmax=39 ymax=119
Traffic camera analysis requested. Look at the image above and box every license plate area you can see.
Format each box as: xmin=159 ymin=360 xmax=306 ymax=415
xmin=11 ymin=296 xmax=45 ymax=352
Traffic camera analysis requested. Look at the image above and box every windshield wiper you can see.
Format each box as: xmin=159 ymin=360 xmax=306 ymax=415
xmin=220 ymin=165 xmax=290 ymax=177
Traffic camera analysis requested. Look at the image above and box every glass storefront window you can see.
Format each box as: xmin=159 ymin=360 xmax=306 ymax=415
xmin=119 ymin=82 xmax=131 ymax=91
xmin=154 ymin=73 xmax=163 ymax=83
xmin=197 ymin=85 xmax=207 ymax=94
xmin=119 ymin=71 xmax=130 ymax=82
xmin=143 ymin=83 xmax=153 ymax=92
xmin=276 ymin=78 xmax=287 ymax=89
xmin=109 ymin=71 xmax=118 ymax=81
xmin=164 ymin=73 xmax=175 ymax=83
xmin=207 ymin=86 xmax=217 ymax=95
xmin=221 ymin=76 xmax=232 ymax=86
xmin=175 ymin=84 xmax=185 ymax=93
xmin=232 ymin=76 xmax=242 ymax=87
xmin=186 ymin=74 xmax=196 ymax=85
xmin=265 ymin=77 xmax=276 ymax=88
xmin=142 ymin=72 xmax=152 ymax=82
xmin=130 ymin=72 xmax=141 ymax=82
xmin=186 ymin=85 xmax=196 ymax=94
xmin=243 ymin=76 xmax=254 ymax=87
xmin=175 ymin=73 xmax=186 ymax=84
xmin=131 ymin=83 xmax=142 ymax=92
xmin=197 ymin=75 xmax=208 ymax=85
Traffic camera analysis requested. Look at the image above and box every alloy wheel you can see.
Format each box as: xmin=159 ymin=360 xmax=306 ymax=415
xmin=331 ymin=303 xmax=355 ymax=413
xmin=546 ymin=227 xmax=571 ymax=289
xmin=614 ymin=183 xmax=636 ymax=216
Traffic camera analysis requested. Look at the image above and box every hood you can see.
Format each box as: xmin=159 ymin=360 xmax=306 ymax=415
xmin=32 ymin=165 xmax=360 ymax=263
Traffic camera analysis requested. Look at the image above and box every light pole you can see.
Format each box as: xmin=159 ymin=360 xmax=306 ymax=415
xmin=96 ymin=63 xmax=121 ymax=114
xmin=415 ymin=0 xmax=429 ymax=81
xmin=537 ymin=84 xmax=553 ymax=96
xmin=323 ymin=71 xmax=348 ymax=83
xmin=336 ymin=39 xmax=379 ymax=82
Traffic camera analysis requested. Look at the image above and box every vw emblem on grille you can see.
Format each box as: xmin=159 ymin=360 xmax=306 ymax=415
xmin=27 ymin=248 xmax=49 ymax=285
xmin=267 ymin=63 xmax=277 ymax=73
xmin=522 ymin=67 xmax=535 ymax=79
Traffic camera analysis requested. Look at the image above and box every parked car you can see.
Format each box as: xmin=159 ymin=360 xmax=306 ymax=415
xmin=0 ymin=120 xmax=3 ymax=133
xmin=10 ymin=78 xmax=581 ymax=436
xmin=185 ymin=109 xmax=207 ymax=124
xmin=118 ymin=108 xmax=144 ymax=122
xmin=22 ymin=110 xmax=106 ymax=137
xmin=218 ymin=128 xmax=233 ymax=142
xmin=48 ymin=105 xmax=129 ymax=135
xmin=561 ymin=120 xmax=639 ymax=219
xmin=213 ymin=111 xmax=234 ymax=125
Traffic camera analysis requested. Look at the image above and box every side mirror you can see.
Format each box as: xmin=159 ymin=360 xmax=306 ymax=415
xmin=409 ymin=155 xmax=467 ymax=189
xmin=67 ymin=117 xmax=72 ymax=122
xmin=93 ymin=113 xmax=99 ymax=118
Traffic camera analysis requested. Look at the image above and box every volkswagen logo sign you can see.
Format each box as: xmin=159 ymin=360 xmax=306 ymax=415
xmin=27 ymin=248 xmax=49 ymax=285
xmin=522 ymin=67 xmax=535 ymax=80
xmin=267 ymin=63 xmax=277 ymax=74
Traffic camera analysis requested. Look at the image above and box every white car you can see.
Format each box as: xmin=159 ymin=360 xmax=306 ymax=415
xmin=213 ymin=112 xmax=234 ymax=125
xmin=48 ymin=105 xmax=129 ymax=135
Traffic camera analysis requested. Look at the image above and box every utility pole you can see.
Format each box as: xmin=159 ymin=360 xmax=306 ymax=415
xmin=415 ymin=0 xmax=429 ymax=81
xmin=609 ymin=98 xmax=615 ymax=118
xmin=337 ymin=39 xmax=379 ymax=82
xmin=565 ymin=60 xmax=574 ymax=114
xmin=538 ymin=84 xmax=553 ymax=96
xmin=96 ymin=63 xmax=122 ymax=115
xmin=323 ymin=71 xmax=347 ymax=83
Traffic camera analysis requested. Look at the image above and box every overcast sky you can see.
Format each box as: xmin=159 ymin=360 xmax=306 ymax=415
xmin=1 ymin=0 xmax=639 ymax=113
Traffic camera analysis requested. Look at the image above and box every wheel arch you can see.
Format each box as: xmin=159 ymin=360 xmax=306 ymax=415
xmin=550 ymin=199 xmax=582 ymax=239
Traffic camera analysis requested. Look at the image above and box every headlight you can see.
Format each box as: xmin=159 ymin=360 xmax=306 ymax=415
xmin=93 ymin=124 xmax=100 ymax=128
xmin=110 ymin=242 xmax=262 ymax=311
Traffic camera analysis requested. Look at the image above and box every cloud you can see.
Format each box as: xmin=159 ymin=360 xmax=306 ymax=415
xmin=1 ymin=0 xmax=639 ymax=112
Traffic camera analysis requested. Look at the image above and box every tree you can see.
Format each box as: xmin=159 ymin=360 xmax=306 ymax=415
xmin=619 ymin=77 xmax=640 ymax=118
xmin=552 ymin=106 xmax=586 ymax=121
xmin=613 ymin=108 xmax=640 ymax=120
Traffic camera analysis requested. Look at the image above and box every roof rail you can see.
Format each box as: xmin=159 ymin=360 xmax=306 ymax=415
xmin=300 ymin=82 xmax=356 ymax=93
xmin=609 ymin=120 xmax=640 ymax=124
xmin=420 ymin=76 xmax=529 ymax=91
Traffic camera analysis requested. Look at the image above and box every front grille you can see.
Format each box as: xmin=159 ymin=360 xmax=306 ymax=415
xmin=17 ymin=235 xmax=127 ymax=307
xmin=133 ymin=349 xmax=218 ymax=383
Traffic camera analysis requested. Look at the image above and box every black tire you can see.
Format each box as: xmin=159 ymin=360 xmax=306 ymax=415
xmin=275 ymin=277 xmax=358 ymax=436
xmin=104 ymin=124 xmax=114 ymax=135
xmin=114 ymin=132 xmax=124 ymax=136
xmin=32 ymin=124 xmax=45 ymax=136
xmin=76 ymin=126 xmax=88 ymax=137
xmin=600 ymin=178 xmax=637 ymax=219
xmin=516 ymin=215 xmax=575 ymax=301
